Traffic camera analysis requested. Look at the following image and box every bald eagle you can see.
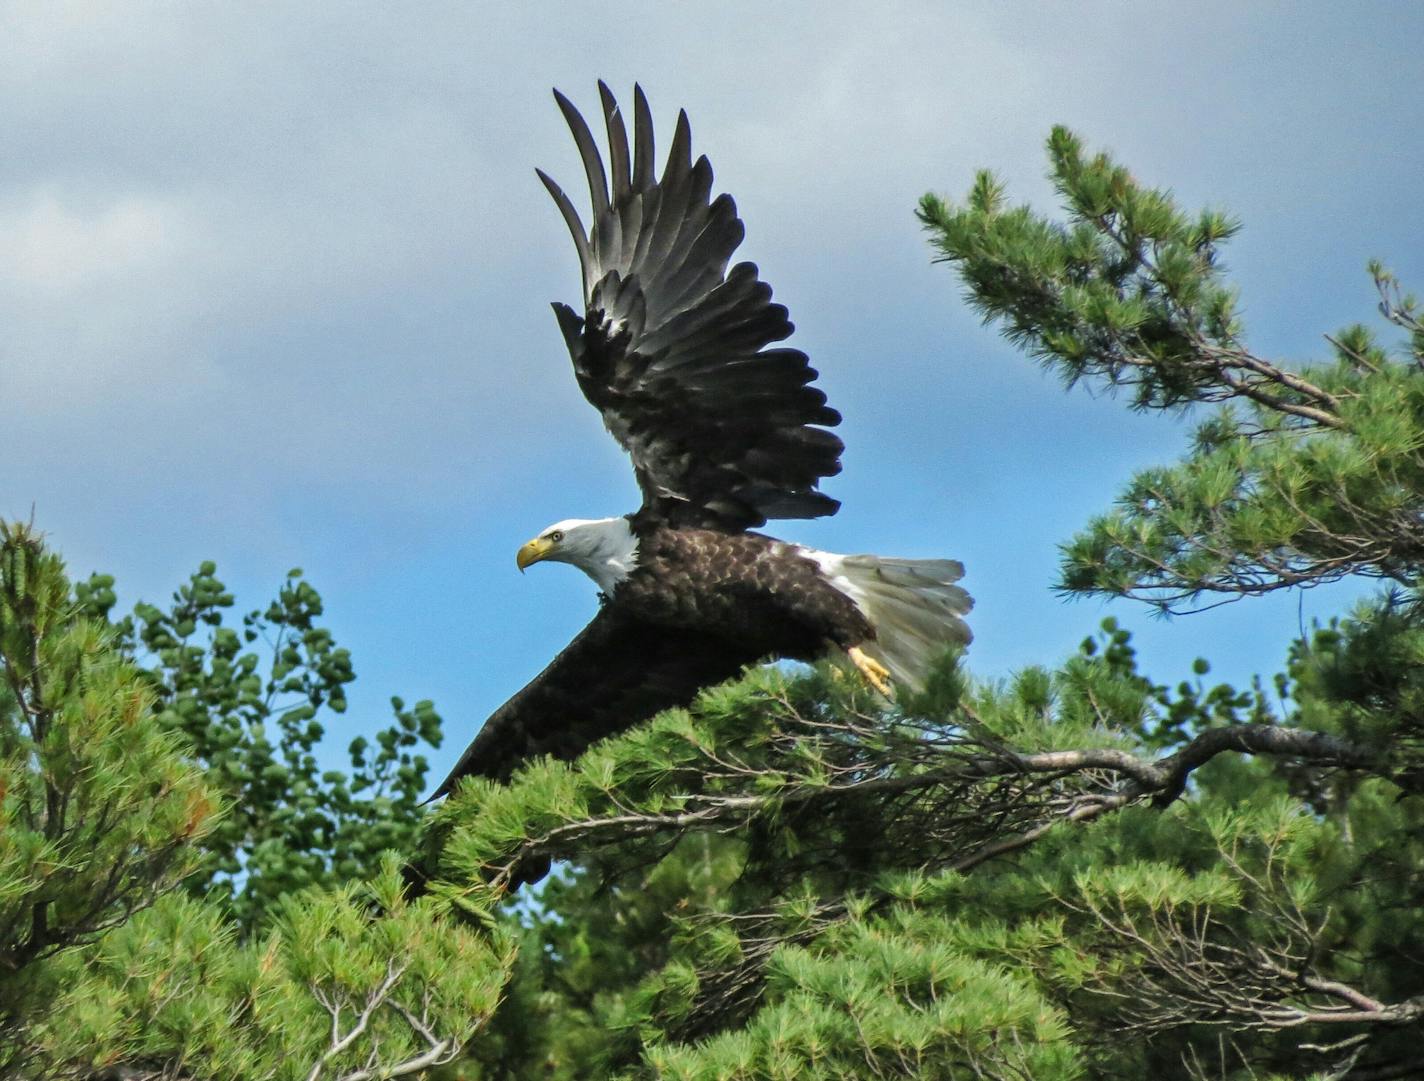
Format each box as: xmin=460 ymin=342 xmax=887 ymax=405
xmin=432 ymin=84 xmax=971 ymax=798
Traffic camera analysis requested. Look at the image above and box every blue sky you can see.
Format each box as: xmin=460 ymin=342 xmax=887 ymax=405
xmin=4 ymin=2 xmax=1422 ymax=784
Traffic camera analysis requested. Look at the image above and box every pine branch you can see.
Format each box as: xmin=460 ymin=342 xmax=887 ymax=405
xmin=481 ymin=710 xmax=1387 ymax=896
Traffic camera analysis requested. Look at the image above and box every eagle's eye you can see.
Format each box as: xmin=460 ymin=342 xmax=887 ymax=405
xmin=549 ymin=530 xmax=564 ymax=543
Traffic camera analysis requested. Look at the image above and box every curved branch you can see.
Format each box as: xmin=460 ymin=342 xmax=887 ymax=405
xmin=481 ymin=714 xmax=1388 ymax=894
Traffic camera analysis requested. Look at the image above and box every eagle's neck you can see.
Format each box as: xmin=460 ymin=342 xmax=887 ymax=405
xmin=565 ymin=516 xmax=640 ymax=594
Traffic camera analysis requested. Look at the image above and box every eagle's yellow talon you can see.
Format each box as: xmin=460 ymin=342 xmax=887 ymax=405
xmin=847 ymin=645 xmax=893 ymax=698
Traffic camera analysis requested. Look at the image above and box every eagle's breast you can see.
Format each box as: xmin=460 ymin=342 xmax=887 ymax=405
xmin=611 ymin=526 xmax=872 ymax=658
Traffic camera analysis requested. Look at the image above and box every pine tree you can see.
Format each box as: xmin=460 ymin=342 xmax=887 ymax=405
xmin=0 ymin=522 xmax=219 ymax=1076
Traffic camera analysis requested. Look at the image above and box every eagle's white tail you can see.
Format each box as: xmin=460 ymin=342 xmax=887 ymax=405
xmin=803 ymin=550 xmax=973 ymax=693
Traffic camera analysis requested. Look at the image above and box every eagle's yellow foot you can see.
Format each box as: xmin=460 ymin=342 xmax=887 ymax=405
xmin=847 ymin=645 xmax=893 ymax=698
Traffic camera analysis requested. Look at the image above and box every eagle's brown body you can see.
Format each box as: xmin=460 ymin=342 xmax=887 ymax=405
xmin=617 ymin=526 xmax=873 ymax=659
xmin=434 ymin=524 xmax=883 ymax=791
xmin=429 ymin=85 xmax=971 ymax=798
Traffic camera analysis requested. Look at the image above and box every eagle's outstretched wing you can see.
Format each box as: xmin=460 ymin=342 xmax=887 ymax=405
xmin=429 ymin=607 xmax=759 ymax=797
xmin=540 ymin=83 xmax=844 ymax=532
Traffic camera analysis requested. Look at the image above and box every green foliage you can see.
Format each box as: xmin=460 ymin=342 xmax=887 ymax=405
xmin=643 ymin=911 xmax=1079 ymax=1080
xmin=469 ymin=834 xmax=746 ymax=1079
xmin=428 ymin=634 xmax=1421 ymax=1079
xmin=0 ymin=522 xmax=219 ymax=1071
xmin=1079 ymin=616 xmax=1274 ymax=750
xmin=919 ymin=131 xmax=1244 ymax=411
xmin=0 ymin=524 xmax=515 ymax=1080
xmin=74 ymin=562 xmax=442 ymax=929
xmin=37 ymin=858 xmax=513 ymax=1081
xmin=921 ymin=129 xmax=1424 ymax=614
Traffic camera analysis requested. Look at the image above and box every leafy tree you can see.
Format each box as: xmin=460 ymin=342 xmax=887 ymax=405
xmin=0 ymin=523 xmax=514 ymax=1081
xmin=73 ymin=562 xmax=443 ymax=930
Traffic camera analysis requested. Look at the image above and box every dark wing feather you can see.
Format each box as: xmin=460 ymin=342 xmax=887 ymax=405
xmin=542 ymin=83 xmax=844 ymax=531
xmin=430 ymin=606 xmax=758 ymax=797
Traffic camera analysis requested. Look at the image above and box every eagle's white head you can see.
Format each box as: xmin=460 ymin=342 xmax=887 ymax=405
xmin=516 ymin=516 xmax=639 ymax=594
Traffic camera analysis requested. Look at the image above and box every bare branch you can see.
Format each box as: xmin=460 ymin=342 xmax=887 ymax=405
xmin=304 ymin=961 xmax=406 ymax=1081
xmin=331 ymin=1036 xmax=463 ymax=1081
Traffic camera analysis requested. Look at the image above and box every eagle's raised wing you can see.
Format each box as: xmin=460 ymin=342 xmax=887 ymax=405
xmin=540 ymin=83 xmax=844 ymax=532
xmin=429 ymin=606 xmax=759 ymax=797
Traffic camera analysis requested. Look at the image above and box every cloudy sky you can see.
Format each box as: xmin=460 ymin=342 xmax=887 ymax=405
xmin=4 ymin=2 xmax=1422 ymax=782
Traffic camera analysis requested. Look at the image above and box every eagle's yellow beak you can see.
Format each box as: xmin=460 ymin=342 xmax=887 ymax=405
xmin=517 ymin=536 xmax=554 ymax=572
